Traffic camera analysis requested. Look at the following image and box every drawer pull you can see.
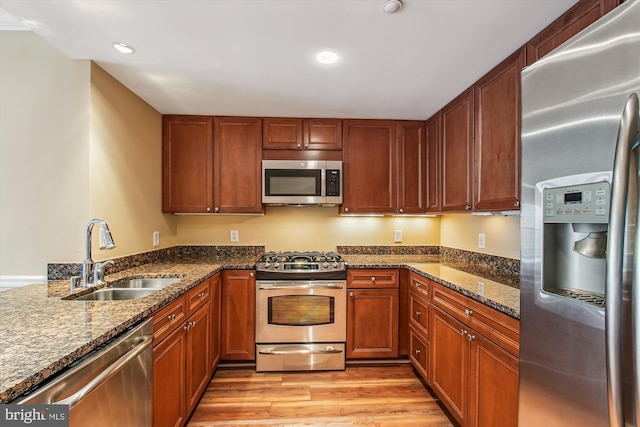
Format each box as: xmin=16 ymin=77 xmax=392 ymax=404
xmin=349 ymin=291 xmax=354 ymax=297
xmin=415 ymin=283 xmax=421 ymax=288
xmin=465 ymin=309 xmax=473 ymax=316
xmin=168 ymin=314 xmax=176 ymax=321
xmin=415 ymin=311 xmax=421 ymax=316
xmin=468 ymin=334 xmax=476 ymax=341
xmin=371 ymin=276 xmax=376 ymax=282
xmin=460 ymin=329 xmax=468 ymax=336
xmin=415 ymin=349 xmax=421 ymax=354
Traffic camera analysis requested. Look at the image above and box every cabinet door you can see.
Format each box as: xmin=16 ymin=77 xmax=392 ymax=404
xmin=425 ymin=112 xmax=441 ymax=213
xmin=213 ymin=117 xmax=263 ymax=213
xmin=304 ymin=119 xmax=342 ymax=150
xmin=162 ymin=115 xmax=214 ymax=213
xmin=431 ymin=306 xmax=468 ymax=426
xmin=153 ymin=324 xmax=187 ymax=427
xmin=263 ymin=118 xmax=303 ymax=150
xmin=473 ymin=48 xmax=524 ymax=212
xmin=346 ymin=289 xmax=398 ymax=359
xmin=210 ymin=273 xmax=222 ymax=371
xmin=409 ymin=325 xmax=430 ymax=383
xmin=186 ymin=302 xmax=211 ymax=414
xmin=342 ymin=120 xmax=397 ymax=214
xmin=468 ymin=331 xmax=519 ymax=427
xmin=221 ymin=270 xmax=256 ymax=361
xmin=441 ymin=88 xmax=474 ymax=212
xmin=526 ymin=0 xmax=619 ymax=65
xmin=397 ymin=121 xmax=427 ymax=214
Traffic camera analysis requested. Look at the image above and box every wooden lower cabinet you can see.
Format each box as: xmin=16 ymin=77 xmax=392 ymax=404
xmin=429 ymin=289 xmax=520 ymax=427
xmin=152 ymin=279 xmax=213 ymax=427
xmin=409 ymin=326 xmax=430 ymax=382
xmin=221 ymin=270 xmax=256 ymax=361
xmin=347 ymin=288 xmax=399 ymax=358
xmin=153 ymin=323 xmax=187 ymax=427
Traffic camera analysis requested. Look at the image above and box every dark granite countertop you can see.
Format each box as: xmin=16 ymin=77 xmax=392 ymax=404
xmin=0 ymin=256 xmax=256 ymax=403
xmin=342 ymin=255 xmax=520 ymax=320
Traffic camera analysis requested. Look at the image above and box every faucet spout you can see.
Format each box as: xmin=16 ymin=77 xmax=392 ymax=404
xmin=82 ymin=218 xmax=116 ymax=287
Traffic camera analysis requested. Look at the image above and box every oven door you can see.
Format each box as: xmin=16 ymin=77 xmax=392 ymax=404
xmin=256 ymin=280 xmax=346 ymax=343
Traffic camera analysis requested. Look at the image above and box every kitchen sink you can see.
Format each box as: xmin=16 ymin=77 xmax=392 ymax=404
xmin=72 ymin=288 xmax=159 ymax=301
xmin=110 ymin=277 xmax=182 ymax=289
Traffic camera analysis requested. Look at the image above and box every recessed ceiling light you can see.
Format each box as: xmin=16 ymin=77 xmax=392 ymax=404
xmin=316 ymin=51 xmax=338 ymax=64
xmin=112 ymin=42 xmax=135 ymax=54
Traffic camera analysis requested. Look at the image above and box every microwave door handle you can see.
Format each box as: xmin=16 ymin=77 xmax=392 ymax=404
xmin=606 ymin=93 xmax=639 ymax=427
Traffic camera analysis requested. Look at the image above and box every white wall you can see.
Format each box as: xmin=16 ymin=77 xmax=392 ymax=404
xmin=0 ymin=31 xmax=91 ymax=277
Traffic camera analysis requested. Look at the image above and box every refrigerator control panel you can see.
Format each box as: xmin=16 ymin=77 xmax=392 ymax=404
xmin=543 ymin=181 xmax=610 ymax=223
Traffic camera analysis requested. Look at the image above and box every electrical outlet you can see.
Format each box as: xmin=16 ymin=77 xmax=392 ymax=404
xmin=393 ymin=230 xmax=402 ymax=243
xmin=153 ymin=231 xmax=160 ymax=247
xmin=230 ymin=230 xmax=239 ymax=243
xmin=478 ymin=233 xmax=486 ymax=249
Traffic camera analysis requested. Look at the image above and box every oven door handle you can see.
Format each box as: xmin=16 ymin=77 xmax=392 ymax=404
xmin=258 ymin=347 xmax=343 ymax=355
xmin=258 ymin=284 xmax=344 ymax=290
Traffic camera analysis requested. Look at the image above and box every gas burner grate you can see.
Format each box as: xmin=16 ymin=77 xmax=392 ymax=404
xmin=547 ymin=288 xmax=605 ymax=309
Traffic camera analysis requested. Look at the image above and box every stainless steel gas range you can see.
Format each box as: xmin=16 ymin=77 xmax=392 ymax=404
xmin=255 ymin=251 xmax=347 ymax=372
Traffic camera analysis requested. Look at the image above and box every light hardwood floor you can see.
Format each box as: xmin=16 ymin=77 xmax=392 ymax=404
xmin=187 ymin=364 xmax=455 ymax=427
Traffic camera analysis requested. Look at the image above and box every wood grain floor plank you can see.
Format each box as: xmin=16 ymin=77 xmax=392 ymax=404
xmin=187 ymin=365 xmax=454 ymax=427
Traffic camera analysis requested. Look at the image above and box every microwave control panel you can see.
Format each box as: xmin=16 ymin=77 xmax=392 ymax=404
xmin=326 ymin=169 xmax=341 ymax=196
xmin=543 ymin=181 xmax=610 ymax=224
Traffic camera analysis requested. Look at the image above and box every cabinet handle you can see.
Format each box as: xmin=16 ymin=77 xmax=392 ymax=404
xmin=168 ymin=314 xmax=176 ymax=321
xmin=349 ymin=291 xmax=354 ymax=297
xmin=344 ymin=208 xmax=350 ymax=212
xmin=415 ymin=311 xmax=421 ymax=316
xmin=465 ymin=309 xmax=473 ymax=316
xmin=460 ymin=329 xmax=468 ymax=336
xmin=184 ymin=324 xmax=190 ymax=331
xmin=371 ymin=277 xmax=376 ymax=282
xmin=297 ymin=143 xmax=301 ymax=148
xmin=250 ymin=272 xmax=254 ymax=277
xmin=465 ymin=205 xmax=472 ymax=210
xmin=399 ymin=208 xmax=404 ymax=213
xmin=191 ymin=321 xmax=196 ymax=327
xmin=304 ymin=143 xmax=309 ymax=148
xmin=468 ymin=334 xmax=476 ymax=341
xmin=415 ymin=282 xmax=421 ymax=288
xmin=198 ymin=292 xmax=205 ymax=298
xmin=206 ymin=207 xmax=211 ymax=212
xmin=214 ymin=207 xmax=219 ymax=212
xmin=514 ymin=200 xmax=520 ymax=207
xmin=415 ymin=349 xmax=421 ymax=354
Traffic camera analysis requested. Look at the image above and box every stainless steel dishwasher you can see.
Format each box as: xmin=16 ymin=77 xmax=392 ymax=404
xmin=14 ymin=318 xmax=153 ymax=426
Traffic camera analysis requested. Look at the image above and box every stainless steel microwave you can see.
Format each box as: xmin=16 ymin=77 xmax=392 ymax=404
xmin=262 ymin=160 xmax=342 ymax=206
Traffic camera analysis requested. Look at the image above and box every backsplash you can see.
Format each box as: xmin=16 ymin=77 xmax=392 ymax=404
xmin=47 ymin=245 xmax=265 ymax=280
xmin=336 ymin=245 xmax=440 ymax=255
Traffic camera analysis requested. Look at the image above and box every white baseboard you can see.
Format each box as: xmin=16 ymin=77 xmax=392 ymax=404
xmin=0 ymin=275 xmax=46 ymax=292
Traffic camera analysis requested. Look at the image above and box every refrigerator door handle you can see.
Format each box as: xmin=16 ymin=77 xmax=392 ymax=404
xmin=606 ymin=92 xmax=639 ymax=427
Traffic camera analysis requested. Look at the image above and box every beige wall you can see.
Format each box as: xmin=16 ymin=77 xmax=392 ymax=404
xmin=89 ymin=64 xmax=177 ymax=261
xmin=177 ymin=208 xmax=441 ymax=252
xmin=440 ymin=214 xmax=520 ymax=259
xmin=0 ymin=32 xmax=91 ymax=276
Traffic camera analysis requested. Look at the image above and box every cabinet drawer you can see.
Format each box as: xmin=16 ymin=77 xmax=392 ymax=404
xmin=153 ymin=295 xmax=187 ymax=344
xmin=409 ymin=272 xmax=430 ymax=299
xmin=409 ymin=293 xmax=429 ymax=336
xmin=431 ymin=283 xmax=520 ymax=356
xmin=409 ymin=325 xmax=430 ymax=383
xmin=187 ymin=279 xmax=211 ymax=315
xmin=347 ymin=269 xmax=399 ymax=288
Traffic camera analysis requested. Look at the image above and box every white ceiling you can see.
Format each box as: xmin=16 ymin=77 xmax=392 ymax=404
xmin=0 ymin=0 xmax=579 ymax=120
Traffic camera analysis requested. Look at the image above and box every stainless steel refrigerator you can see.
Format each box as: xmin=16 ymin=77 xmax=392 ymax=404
xmin=519 ymin=1 xmax=640 ymax=426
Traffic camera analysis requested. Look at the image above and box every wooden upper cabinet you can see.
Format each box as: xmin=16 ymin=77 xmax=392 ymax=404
xmin=213 ymin=117 xmax=263 ymax=214
xmin=304 ymin=119 xmax=343 ymax=150
xmin=441 ymin=88 xmax=474 ymax=212
xmin=425 ymin=112 xmax=441 ymax=213
xmin=263 ymin=118 xmax=302 ymax=149
xmin=473 ymin=47 xmax=524 ymax=212
xmin=342 ymin=120 xmax=398 ymax=214
xmin=263 ymin=118 xmax=342 ymax=151
xmin=162 ymin=116 xmax=214 ymax=213
xmin=526 ymin=0 xmax=619 ymax=65
xmin=397 ymin=121 xmax=427 ymax=214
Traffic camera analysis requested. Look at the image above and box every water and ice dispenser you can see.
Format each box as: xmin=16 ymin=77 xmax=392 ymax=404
xmin=541 ymin=180 xmax=610 ymax=308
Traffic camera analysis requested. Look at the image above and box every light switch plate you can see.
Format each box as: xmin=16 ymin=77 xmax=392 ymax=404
xmin=230 ymin=230 xmax=239 ymax=243
xmin=393 ymin=230 xmax=402 ymax=243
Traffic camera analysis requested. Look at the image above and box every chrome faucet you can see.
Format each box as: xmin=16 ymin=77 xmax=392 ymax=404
xmin=82 ymin=218 xmax=116 ymax=287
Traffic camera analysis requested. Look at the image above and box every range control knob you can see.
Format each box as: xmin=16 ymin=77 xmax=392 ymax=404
xmin=332 ymin=262 xmax=339 ymax=268
xmin=323 ymin=262 xmax=329 ymax=269
xmin=264 ymin=262 xmax=270 ymax=268
xmin=274 ymin=262 xmax=280 ymax=269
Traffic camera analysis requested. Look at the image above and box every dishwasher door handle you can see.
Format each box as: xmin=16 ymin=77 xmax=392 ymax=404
xmin=258 ymin=284 xmax=344 ymax=290
xmin=55 ymin=334 xmax=153 ymax=408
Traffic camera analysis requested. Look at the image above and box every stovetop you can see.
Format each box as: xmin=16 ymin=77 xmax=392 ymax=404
xmin=255 ymin=251 xmax=347 ymax=280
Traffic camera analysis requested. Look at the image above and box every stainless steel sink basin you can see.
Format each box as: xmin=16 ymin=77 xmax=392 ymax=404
xmin=111 ymin=277 xmax=182 ymax=289
xmin=72 ymin=288 xmax=159 ymax=301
